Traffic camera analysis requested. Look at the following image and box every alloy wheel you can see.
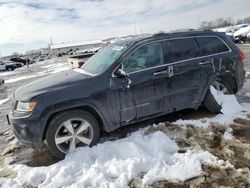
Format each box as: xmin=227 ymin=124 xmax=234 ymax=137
xmin=55 ymin=118 xmax=93 ymax=154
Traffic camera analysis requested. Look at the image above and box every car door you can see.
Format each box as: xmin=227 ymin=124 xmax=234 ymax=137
xmin=195 ymin=36 xmax=232 ymax=91
xmin=163 ymin=38 xmax=203 ymax=110
xmin=111 ymin=41 xmax=172 ymax=123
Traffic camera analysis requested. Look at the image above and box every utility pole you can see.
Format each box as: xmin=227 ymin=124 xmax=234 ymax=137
xmin=140 ymin=28 xmax=143 ymax=34
xmin=50 ymin=37 xmax=53 ymax=45
xmin=197 ymin=16 xmax=200 ymax=29
xmin=134 ymin=23 xmax=137 ymax=35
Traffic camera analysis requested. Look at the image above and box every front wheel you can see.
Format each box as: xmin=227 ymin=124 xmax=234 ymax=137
xmin=203 ymin=78 xmax=233 ymax=113
xmin=46 ymin=110 xmax=100 ymax=159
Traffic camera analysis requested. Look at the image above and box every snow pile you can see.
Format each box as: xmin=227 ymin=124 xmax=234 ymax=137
xmin=175 ymin=86 xmax=245 ymax=127
xmin=209 ymin=86 xmax=243 ymax=116
xmin=0 ymin=131 xmax=216 ymax=188
xmin=224 ymin=128 xmax=233 ymax=141
xmin=245 ymin=92 xmax=250 ymax=98
xmin=0 ymin=98 xmax=9 ymax=105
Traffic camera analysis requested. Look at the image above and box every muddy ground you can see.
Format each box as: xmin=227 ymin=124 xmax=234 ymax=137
xmin=0 ymin=45 xmax=250 ymax=187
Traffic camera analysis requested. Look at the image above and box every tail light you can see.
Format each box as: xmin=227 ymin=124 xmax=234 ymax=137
xmin=78 ymin=61 xmax=85 ymax=68
xmin=240 ymin=51 xmax=245 ymax=61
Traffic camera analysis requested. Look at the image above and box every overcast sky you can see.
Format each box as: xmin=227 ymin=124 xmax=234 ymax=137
xmin=0 ymin=0 xmax=249 ymax=56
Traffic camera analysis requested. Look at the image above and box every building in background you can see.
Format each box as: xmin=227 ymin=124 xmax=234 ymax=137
xmin=49 ymin=40 xmax=104 ymax=56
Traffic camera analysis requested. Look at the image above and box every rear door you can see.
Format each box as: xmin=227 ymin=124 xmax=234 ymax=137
xmin=195 ymin=36 xmax=231 ymax=91
xmin=163 ymin=38 xmax=203 ymax=110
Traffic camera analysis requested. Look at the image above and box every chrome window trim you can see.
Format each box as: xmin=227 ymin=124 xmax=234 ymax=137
xmin=112 ymin=35 xmax=232 ymax=77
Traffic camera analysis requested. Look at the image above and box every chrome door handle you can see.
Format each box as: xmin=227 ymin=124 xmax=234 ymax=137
xmin=199 ymin=61 xmax=211 ymax=65
xmin=153 ymin=70 xmax=167 ymax=76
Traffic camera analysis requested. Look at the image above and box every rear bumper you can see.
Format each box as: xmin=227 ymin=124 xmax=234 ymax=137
xmin=8 ymin=113 xmax=44 ymax=148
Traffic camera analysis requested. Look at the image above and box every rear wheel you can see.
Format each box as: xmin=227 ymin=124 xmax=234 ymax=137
xmin=204 ymin=78 xmax=233 ymax=113
xmin=46 ymin=110 xmax=100 ymax=159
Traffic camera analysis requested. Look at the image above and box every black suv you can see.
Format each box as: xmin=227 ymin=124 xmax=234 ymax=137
xmin=9 ymin=30 xmax=245 ymax=158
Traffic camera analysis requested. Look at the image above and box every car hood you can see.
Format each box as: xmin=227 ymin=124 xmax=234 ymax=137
xmin=15 ymin=69 xmax=92 ymax=101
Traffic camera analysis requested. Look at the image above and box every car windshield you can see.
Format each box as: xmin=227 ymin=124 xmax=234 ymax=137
xmin=81 ymin=41 xmax=132 ymax=75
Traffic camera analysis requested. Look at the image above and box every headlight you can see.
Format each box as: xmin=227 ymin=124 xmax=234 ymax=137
xmin=16 ymin=101 xmax=36 ymax=112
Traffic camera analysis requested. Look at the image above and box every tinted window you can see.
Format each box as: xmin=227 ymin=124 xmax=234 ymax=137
xmin=196 ymin=37 xmax=229 ymax=56
xmin=164 ymin=38 xmax=199 ymax=63
xmin=123 ymin=42 xmax=164 ymax=73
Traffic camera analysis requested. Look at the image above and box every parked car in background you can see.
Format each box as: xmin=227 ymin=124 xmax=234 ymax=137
xmin=13 ymin=62 xmax=24 ymax=68
xmin=0 ymin=61 xmax=16 ymax=71
xmin=68 ymin=53 xmax=96 ymax=68
xmin=9 ymin=30 xmax=245 ymax=159
xmin=234 ymin=25 xmax=250 ymax=43
xmin=247 ymin=33 xmax=250 ymax=42
xmin=10 ymin=57 xmax=30 ymax=65
xmin=214 ymin=24 xmax=250 ymax=43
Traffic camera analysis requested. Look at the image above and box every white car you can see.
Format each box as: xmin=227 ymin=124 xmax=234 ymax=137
xmin=0 ymin=61 xmax=16 ymax=71
xmin=234 ymin=25 xmax=250 ymax=43
xmin=247 ymin=33 xmax=250 ymax=42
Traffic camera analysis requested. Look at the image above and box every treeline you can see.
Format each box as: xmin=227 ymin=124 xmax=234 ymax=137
xmin=200 ymin=17 xmax=250 ymax=29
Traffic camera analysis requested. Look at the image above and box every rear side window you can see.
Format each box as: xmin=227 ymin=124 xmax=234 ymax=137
xmin=164 ymin=38 xmax=199 ymax=63
xmin=196 ymin=37 xmax=230 ymax=56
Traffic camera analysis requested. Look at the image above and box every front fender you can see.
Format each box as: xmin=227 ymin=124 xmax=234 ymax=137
xmin=40 ymin=99 xmax=110 ymax=139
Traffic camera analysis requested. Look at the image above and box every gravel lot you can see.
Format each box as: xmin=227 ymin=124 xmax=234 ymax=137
xmin=0 ymin=45 xmax=250 ymax=187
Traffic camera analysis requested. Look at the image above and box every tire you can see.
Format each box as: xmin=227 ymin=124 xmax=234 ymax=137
xmin=203 ymin=78 xmax=233 ymax=114
xmin=7 ymin=67 xmax=12 ymax=71
xmin=46 ymin=110 xmax=100 ymax=159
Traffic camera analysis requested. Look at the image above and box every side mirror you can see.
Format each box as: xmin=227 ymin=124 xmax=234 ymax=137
xmin=115 ymin=69 xmax=128 ymax=78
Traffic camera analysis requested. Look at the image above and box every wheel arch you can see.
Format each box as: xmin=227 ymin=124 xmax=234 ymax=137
xmin=42 ymin=104 xmax=107 ymax=140
xmin=200 ymin=72 xmax=237 ymax=105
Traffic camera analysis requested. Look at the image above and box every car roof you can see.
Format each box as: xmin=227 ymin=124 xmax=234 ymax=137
xmin=115 ymin=29 xmax=219 ymax=46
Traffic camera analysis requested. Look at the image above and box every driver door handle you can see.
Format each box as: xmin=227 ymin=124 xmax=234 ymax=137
xmin=153 ymin=70 xmax=168 ymax=76
xmin=199 ymin=60 xmax=211 ymax=65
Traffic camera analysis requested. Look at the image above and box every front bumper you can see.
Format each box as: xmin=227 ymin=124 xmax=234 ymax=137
xmin=7 ymin=113 xmax=44 ymax=148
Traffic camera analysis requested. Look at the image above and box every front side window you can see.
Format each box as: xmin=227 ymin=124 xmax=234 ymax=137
xmin=164 ymin=38 xmax=199 ymax=63
xmin=123 ymin=42 xmax=164 ymax=73
xmin=196 ymin=37 xmax=230 ymax=56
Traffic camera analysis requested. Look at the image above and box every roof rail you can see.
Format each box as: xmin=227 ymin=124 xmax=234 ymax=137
xmin=152 ymin=29 xmax=214 ymax=37
xmin=152 ymin=32 xmax=169 ymax=37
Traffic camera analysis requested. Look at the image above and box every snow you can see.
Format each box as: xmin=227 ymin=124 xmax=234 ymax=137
xmin=175 ymin=86 xmax=245 ymax=127
xmin=210 ymin=86 xmax=243 ymax=116
xmin=224 ymin=128 xmax=233 ymax=141
xmin=4 ymin=61 xmax=70 ymax=83
xmin=0 ymin=98 xmax=9 ymax=105
xmin=245 ymin=92 xmax=250 ymax=97
xmin=4 ymin=74 xmax=45 ymax=84
xmin=0 ymin=131 xmax=217 ymax=188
